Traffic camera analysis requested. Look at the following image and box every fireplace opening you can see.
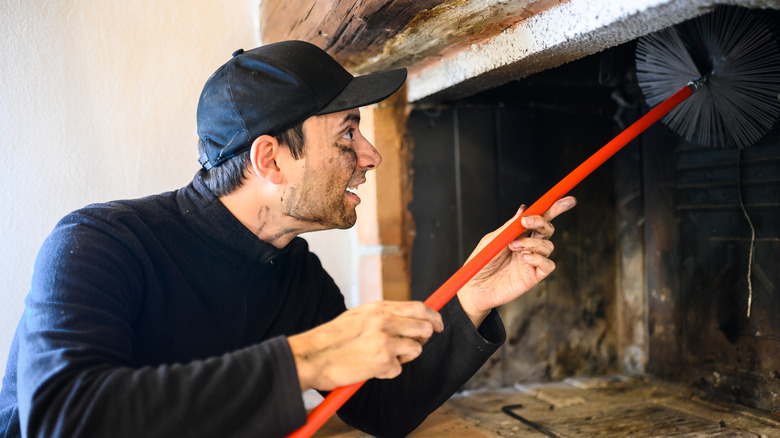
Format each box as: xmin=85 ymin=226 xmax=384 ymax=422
xmin=406 ymin=8 xmax=780 ymax=434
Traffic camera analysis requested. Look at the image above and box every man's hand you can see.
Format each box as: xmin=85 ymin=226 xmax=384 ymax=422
xmin=457 ymin=196 xmax=577 ymax=327
xmin=287 ymin=301 xmax=443 ymax=392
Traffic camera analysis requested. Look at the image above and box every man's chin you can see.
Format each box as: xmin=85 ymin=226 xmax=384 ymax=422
xmin=310 ymin=212 xmax=357 ymax=231
xmin=334 ymin=213 xmax=357 ymax=229
xmin=337 ymin=219 xmax=357 ymax=230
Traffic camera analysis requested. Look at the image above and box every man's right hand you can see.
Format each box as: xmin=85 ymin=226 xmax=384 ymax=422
xmin=287 ymin=301 xmax=443 ymax=392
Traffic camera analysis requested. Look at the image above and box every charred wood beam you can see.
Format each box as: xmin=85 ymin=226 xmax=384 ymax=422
xmin=259 ymin=0 xmax=563 ymax=73
xmin=260 ymin=0 xmax=447 ymax=69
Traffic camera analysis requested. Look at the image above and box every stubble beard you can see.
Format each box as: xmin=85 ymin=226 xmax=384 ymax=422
xmin=283 ymin=181 xmax=357 ymax=230
xmin=282 ymin=141 xmax=360 ymax=230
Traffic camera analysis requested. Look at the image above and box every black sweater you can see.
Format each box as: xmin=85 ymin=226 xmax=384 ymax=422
xmin=0 ymin=173 xmax=504 ymax=438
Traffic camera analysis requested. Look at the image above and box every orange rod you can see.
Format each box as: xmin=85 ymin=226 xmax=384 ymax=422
xmin=287 ymin=84 xmax=694 ymax=438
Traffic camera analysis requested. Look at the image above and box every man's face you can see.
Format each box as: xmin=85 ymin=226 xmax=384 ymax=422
xmin=281 ymin=108 xmax=381 ymax=230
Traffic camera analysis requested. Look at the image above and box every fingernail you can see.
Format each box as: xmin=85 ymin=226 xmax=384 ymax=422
xmin=522 ymin=217 xmax=534 ymax=227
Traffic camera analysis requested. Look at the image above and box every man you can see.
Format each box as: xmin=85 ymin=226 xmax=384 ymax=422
xmin=0 ymin=40 xmax=575 ymax=437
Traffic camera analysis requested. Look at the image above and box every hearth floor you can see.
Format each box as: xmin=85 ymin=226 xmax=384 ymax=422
xmin=314 ymin=375 xmax=780 ymax=437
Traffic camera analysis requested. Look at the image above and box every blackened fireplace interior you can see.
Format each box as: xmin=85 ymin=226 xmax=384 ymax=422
xmin=407 ymin=11 xmax=780 ymax=433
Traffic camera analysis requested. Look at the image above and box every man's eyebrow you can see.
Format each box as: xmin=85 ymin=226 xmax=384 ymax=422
xmin=339 ymin=112 xmax=361 ymax=126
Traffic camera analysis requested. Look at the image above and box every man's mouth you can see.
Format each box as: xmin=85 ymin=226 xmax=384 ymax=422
xmin=345 ymin=184 xmax=361 ymax=205
xmin=345 ymin=176 xmax=366 ymax=203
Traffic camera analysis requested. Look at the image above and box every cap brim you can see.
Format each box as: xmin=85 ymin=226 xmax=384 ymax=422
xmin=315 ymin=68 xmax=407 ymax=115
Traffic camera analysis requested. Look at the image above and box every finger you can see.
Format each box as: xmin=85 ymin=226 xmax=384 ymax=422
xmin=495 ymin=198 xmax=574 ymax=240
xmin=371 ymin=337 xmax=423 ymax=379
xmin=509 ymin=238 xmax=554 ymax=256
xmin=542 ymin=196 xmax=577 ymax=222
xmin=521 ymin=252 xmax=556 ymax=277
xmin=381 ymin=316 xmax=437 ymax=343
xmin=376 ymin=364 xmax=404 ymax=380
xmin=396 ymin=351 xmax=422 ymax=365
xmin=522 ymin=197 xmax=576 ymax=238
xmin=379 ymin=301 xmax=443 ymax=332
xmin=520 ymin=215 xmax=555 ymax=239
xmin=389 ymin=336 xmax=425 ymax=365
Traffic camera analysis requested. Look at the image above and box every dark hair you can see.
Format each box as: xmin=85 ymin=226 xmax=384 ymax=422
xmin=199 ymin=122 xmax=305 ymax=197
xmin=276 ymin=122 xmax=305 ymax=160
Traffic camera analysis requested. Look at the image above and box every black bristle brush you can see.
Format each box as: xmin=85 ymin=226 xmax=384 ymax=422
xmin=636 ymin=5 xmax=780 ymax=149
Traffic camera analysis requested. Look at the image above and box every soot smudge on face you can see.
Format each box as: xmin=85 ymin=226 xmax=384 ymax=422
xmin=333 ymin=141 xmax=357 ymax=167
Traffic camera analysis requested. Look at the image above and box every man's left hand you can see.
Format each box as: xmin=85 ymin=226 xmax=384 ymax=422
xmin=456 ymin=196 xmax=577 ymax=327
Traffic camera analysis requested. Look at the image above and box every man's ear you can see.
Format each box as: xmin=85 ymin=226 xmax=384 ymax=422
xmin=249 ymin=135 xmax=283 ymax=184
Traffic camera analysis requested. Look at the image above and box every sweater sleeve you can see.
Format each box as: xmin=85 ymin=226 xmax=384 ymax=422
xmin=16 ymin=215 xmax=307 ymax=438
xmin=335 ymin=295 xmax=505 ymax=437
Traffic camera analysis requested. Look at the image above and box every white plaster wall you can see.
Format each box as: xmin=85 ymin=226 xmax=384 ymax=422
xmin=303 ymin=229 xmax=360 ymax=308
xmin=0 ymin=0 xmax=358 ymax=380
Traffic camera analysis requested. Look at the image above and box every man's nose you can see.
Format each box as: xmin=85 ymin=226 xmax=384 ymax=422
xmin=357 ymin=138 xmax=382 ymax=170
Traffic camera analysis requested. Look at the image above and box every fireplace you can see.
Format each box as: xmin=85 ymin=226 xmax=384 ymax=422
xmin=252 ymin=0 xmax=780 ymax=434
xmin=406 ymin=9 xmax=780 ymax=432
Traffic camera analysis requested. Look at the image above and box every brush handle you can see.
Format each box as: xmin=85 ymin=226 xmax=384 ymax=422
xmin=287 ymin=84 xmax=694 ymax=438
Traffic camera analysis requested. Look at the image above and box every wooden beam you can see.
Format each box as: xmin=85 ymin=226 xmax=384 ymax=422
xmin=259 ymin=0 xmax=561 ymax=73
xmin=260 ymin=0 xmax=447 ymax=69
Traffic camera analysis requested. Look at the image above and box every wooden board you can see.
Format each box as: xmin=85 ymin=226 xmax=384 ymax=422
xmin=259 ymin=0 xmax=564 ymax=73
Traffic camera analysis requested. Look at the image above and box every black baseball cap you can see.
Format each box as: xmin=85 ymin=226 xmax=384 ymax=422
xmin=196 ymin=40 xmax=407 ymax=170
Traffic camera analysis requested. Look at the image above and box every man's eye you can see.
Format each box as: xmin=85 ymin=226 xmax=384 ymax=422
xmin=342 ymin=129 xmax=354 ymax=140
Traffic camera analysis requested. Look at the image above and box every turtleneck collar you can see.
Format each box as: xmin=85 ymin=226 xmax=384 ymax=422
xmin=176 ymin=172 xmax=288 ymax=265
